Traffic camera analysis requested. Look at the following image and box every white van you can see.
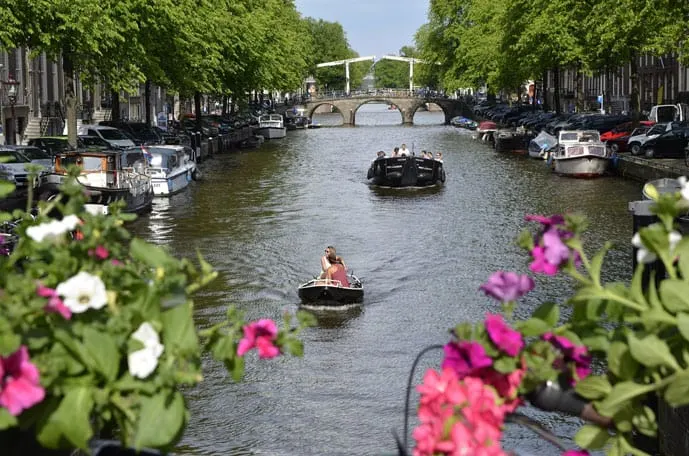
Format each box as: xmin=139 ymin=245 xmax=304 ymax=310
xmin=649 ymin=103 xmax=689 ymax=123
xmin=77 ymin=124 xmax=136 ymax=149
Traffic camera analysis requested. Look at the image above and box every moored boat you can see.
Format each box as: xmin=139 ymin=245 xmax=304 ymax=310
xmin=298 ymin=275 xmax=364 ymax=306
xmin=367 ymin=155 xmax=445 ymax=188
xmin=494 ymin=129 xmax=533 ymax=155
xmin=255 ymin=114 xmax=287 ymax=139
xmin=145 ymin=145 xmax=197 ymax=196
xmin=473 ymin=120 xmax=498 ymax=143
xmin=528 ymin=131 xmax=558 ymax=159
xmin=43 ymin=148 xmax=154 ymax=214
xmin=551 ymin=130 xmax=609 ymax=178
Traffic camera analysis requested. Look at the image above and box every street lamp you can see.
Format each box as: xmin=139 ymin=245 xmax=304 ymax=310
xmin=5 ymin=78 xmax=19 ymax=145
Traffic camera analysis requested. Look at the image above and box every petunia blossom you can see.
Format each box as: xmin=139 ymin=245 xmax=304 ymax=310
xmin=55 ymin=271 xmax=108 ymax=313
xmin=525 ymin=214 xmax=565 ymax=227
xmin=237 ymin=319 xmax=280 ymax=359
xmin=127 ymin=322 xmax=164 ymax=379
xmin=0 ymin=346 xmax=45 ymax=416
xmin=479 ymin=271 xmax=534 ymax=303
xmin=542 ymin=228 xmax=571 ymax=266
xmin=37 ymin=284 xmax=71 ymax=320
xmin=543 ymin=333 xmax=592 ymax=384
xmin=484 ymin=314 xmax=524 ymax=357
xmin=442 ymin=341 xmax=493 ymax=379
xmin=25 ymin=215 xmax=81 ymax=243
xmin=88 ymin=245 xmax=109 ymax=260
xmin=529 ymin=246 xmax=560 ymax=275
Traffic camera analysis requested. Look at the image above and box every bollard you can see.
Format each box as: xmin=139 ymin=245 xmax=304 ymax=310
xmin=195 ymin=132 xmax=202 ymax=162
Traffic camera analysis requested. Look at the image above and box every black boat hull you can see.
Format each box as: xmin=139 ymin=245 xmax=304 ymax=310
xmin=367 ymin=156 xmax=445 ymax=188
xmin=298 ymin=278 xmax=364 ymax=305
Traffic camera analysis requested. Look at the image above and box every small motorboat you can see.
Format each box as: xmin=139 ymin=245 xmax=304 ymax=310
xmin=298 ymin=274 xmax=364 ymax=305
xmin=367 ymin=155 xmax=445 ymax=188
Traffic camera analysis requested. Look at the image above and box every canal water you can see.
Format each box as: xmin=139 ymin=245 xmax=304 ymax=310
xmin=130 ymin=104 xmax=643 ymax=455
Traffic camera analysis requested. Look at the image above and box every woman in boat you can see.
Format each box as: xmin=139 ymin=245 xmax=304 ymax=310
xmin=319 ymin=246 xmax=346 ymax=279
xmin=326 ymin=262 xmax=350 ymax=287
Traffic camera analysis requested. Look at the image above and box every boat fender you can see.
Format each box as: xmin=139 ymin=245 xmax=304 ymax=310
xmin=192 ymin=168 xmax=201 ymax=181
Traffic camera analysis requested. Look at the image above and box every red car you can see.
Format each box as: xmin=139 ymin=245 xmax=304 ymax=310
xmin=606 ymin=125 xmax=653 ymax=153
xmin=601 ymin=120 xmax=655 ymax=142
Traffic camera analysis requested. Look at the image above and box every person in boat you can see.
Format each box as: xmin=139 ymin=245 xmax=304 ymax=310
xmin=435 ymin=152 xmax=443 ymax=161
xmin=319 ymin=246 xmax=346 ymax=279
xmin=326 ymin=261 xmax=350 ymax=287
xmin=399 ymin=144 xmax=411 ymax=156
xmin=376 ymin=150 xmax=385 ymax=159
xmin=391 ymin=147 xmax=400 ymax=157
xmin=421 ymin=150 xmax=432 ymax=159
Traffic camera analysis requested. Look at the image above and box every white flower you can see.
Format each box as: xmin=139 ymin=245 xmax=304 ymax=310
xmin=678 ymin=176 xmax=689 ymax=202
xmin=632 ymin=230 xmax=682 ymax=264
xmin=632 ymin=232 xmax=657 ymax=264
xmin=26 ymin=216 xmax=81 ymax=242
xmin=56 ymin=271 xmax=108 ymax=313
xmin=128 ymin=322 xmax=164 ymax=379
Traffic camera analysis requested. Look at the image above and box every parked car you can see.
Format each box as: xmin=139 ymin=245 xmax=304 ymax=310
xmin=600 ymin=121 xmax=655 ymax=142
xmin=27 ymin=136 xmax=74 ymax=157
xmin=628 ymin=123 xmax=672 ymax=155
xmin=99 ymin=121 xmax=163 ymax=145
xmin=641 ymin=127 xmax=689 ymax=158
xmin=78 ymin=135 xmax=112 ymax=151
xmin=6 ymin=145 xmax=54 ymax=171
xmin=0 ymin=148 xmax=44 ymax=196
xmin=606 ymin=126 xmax=652 ymax=153
xmin=77 ymin=124 xmax=136 ymax=149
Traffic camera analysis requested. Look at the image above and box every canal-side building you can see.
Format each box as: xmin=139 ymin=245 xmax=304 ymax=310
xmin=544 ymin=54 xmax=689 ymax=114
xmin=0 ymin=47 xmax=170 ymax=145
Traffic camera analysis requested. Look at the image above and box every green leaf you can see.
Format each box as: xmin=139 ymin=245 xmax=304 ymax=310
xmin=281 ymin=338 xmax=304 ymax=357
xmin=0 ymin=317 xmax=21 ymax=357
xmin=677 ymin=312 xmax=689 ymax=342
xmin=596 ymin=381 xmax=654 ymax=417
xmin=0 ymin=408 xmax=18 ymax=430
xmin=628 ymin=333 xmax=680 ymax=370
xmin=82 ymin=327 xmax=120 ymax=381
xmin=532 ymin=301 xmax=559 ymax=327
xmin=608 ymin=342 xmax=639 ymax=380
xmin=575 ymin=375 xmax=612 ymax=400
xmin=664 ymin=370 xmax=689 ymax=407
xmin=515 ymin=317 xmax=550 ymax=337
xmin=632 ymin=405 xmax=658 ymax=437
xmin=162 ymin=301 xmax=199 ymax=354
xmin=129 ymin=238 xmax=173 ymax=268
xmin=36 ymin=387 xmax=94 ymax=450
xmin=629 ymin=266 xmax=650 ymax=309
xmin=574 ymin=424 xmax=611 ymax=450
xmin=589 ymin=242 xmax=612 ymax=284
xmin=493 ymin=356 xmax=518 ymax=374
xmin=224 ymin=356 xmax=245 ymax=382
xmin=133 ymin=391 xmax=186 ymax=449
xmin=0 ymin=181 xmax=15 ymax=198
xmin=659 ymin=279 xmax=689 ymax=313
xmin=296 ymin=310 xmax=317 ymax=327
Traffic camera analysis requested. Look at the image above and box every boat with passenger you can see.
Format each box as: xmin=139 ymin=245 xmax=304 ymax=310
xmin=298 ymin=274 xmax=364 ymax=306
xmin=367 ymin=155 xmax=445 ymax=188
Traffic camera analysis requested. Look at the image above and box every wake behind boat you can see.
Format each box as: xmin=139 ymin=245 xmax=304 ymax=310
xmin=298 ymin=274 xmax=364 ymax=306
xmin=367 ymin=155 xmax=445 ymax=188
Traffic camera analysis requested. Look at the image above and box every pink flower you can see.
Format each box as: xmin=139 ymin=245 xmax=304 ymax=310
xmin=0 ymin=346 xmax=45 ymax=416
xmin=442 ymin=341 xmax=493 ymax=379
xmin=563 ymin=451 xmax=589 ymax=456
xmin=88 ymin=245 xmax=109 ymax=260
xmin=525 ymin=214 xmax=565 ymax=227
xmin=543 ymin=333 xmax=592 ymax=384
xmin=542 ymin=229 xmax=571 ymax=266
xmin=37 ymin=284 xmax=71 ymax=320
xmin=484 ymin=314 xmax=524 ymax=357
xmin=237 ymin=319 xmax=280 ymax=359
xmin=111 ymin=259 xmax=123 ymax=266
xmin=479 ymin=271 xmax=534 ymax=303
xmin=529 ymin=246 xmax=559 ymax=275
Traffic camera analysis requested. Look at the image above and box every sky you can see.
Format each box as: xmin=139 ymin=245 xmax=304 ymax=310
xmin=293 ymin=0 xmax=430 ymax=59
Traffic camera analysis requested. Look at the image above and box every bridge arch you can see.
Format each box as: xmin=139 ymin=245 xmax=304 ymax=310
xmin=303 ymin=94 xmax=472 ymax=126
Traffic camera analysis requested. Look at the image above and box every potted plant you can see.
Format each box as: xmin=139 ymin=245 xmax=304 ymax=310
xmin=402 ymin=183 xmax=689 ymax=456
xmin=0 ymin=169 xmax=314 ymax=454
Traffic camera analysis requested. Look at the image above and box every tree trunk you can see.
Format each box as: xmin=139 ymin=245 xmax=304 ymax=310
xmin=111 ymin=90 xmax=120 ymax=122
xmin=144 ymin=80 xmax=151 ymax=126
xmin=630 ymin=54 xmax=641 ymax=123
xmin=194 ymin=91 xmax=202 ymax=133
xmin=554 ymin=67 xmax=561 ymax=114
xmin=604 ymin=68 xmax=612 ymax=114
xmin=542 ymin=70 xmax=549 ymax=112
xmin=62 ymin=53 xmax=77 ymax=148
xmin=575 ymin=65 xmax=585 ymax=112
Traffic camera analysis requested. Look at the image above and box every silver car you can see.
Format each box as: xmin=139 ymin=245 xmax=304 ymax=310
xmin=0 ymin=148 xmax=43 ymax=192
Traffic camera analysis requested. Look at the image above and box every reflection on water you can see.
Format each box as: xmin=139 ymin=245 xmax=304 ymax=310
xmin=129 ymin=109 xmax=641 ymax=456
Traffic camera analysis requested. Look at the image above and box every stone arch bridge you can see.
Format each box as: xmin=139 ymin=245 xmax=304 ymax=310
xmin=301 ymin=91 xmax=473 ymax=126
